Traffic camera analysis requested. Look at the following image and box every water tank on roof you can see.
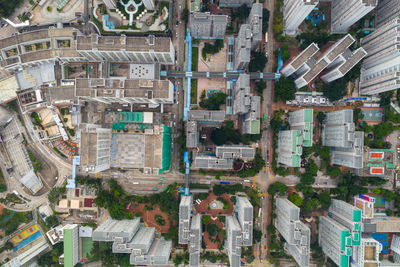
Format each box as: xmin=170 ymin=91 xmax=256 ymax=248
xmin=0 ymin=106 xmax=12 ymax=127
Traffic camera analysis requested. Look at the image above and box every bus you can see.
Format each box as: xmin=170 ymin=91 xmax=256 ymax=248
xmin=152 ymin=188 xmax=158 ymax=191
xmin=159 ymin=178 xmax=165 ymax=181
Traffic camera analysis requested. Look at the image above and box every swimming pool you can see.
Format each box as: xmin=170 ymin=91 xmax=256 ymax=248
xmin=13 ymin=230 xmax=42 ymax=252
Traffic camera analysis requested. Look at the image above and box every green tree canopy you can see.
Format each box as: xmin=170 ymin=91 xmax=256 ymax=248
xmin=249 ymin=51 xmax=267 ymax=72
xmin=318 ymin=192 xmax=332 ymax=209
xmin=199 ymin=91 xmax=227 ymax=110
xmin=289 ymin=193 xmax=303 ymax=207
xmin=268 ymin=182 xmax=289 ymax=196
xmin=274 ymin=77 xmax=296 ymax=102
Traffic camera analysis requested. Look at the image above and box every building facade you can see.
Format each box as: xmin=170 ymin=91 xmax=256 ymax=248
xmin=225 ymin=216 xmax=242 ymax=267
xmin=375 ymin=0 xmax=400 ymax=28
xmin=234 ymin=24 xmax=252 ymax=70
xmin=283 ymin=0 xmax=319 ymax=36
xmin=189 ymin=214 xmax=202 ymax=267
xmin=190 ymin=12 xmax=228 ymax=39
xmin=331 ymin=0 xmax=378 ymax=33
xmin=179 ymin=195 xmax=193 ymax=244
xmin=249 ymin=3 xmax=263 ymax=51
xmin=359 ymin=17 xmax=400 ymax=95
xmin=63 ymin=224 xmax=81 ymax=267
xmin=219 ymin=0 xmax=253 ymax=7
xmin=236 ymin=197 xmax=253 ymax=247
xmin=277 ymin=130 xmax=303 ymax=167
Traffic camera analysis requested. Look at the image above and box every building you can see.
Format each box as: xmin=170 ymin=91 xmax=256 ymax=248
xmin=186 ymin=120 xmax=198 ymax=148
xmin=92 ymin=218 xmax=140 ymax=242
xmin=288 ymin=109 xmax=313 ymax=147
xmin=321 ymin=47 xmax=367 ymax=83
xmin=376 ymin=0 xmax=400 ymax=28
xmin=179 ymin=195 xmax=193 ymax=244
xmin=391 ymin=234 xmax=400 ymax=263
xmin=353 ymin=238 xmax=382 ymax=267
xmin=130 ymin=238 xmax=172 ymax=266
xmin=319 ymin=216 xmax=352 ymax=267
xmin=189 ymin=214 xmax=202 ymax=267
xmin=243 ymin=96 xmax=261 ymax=135
xmin=249 ymin=3 xmax=263 ymax=51
xmin=281 ymin=43 xmax=319 ymax=77
xmin=277 ymin=130 xmax=303 ymax=167
xmin=0 ymin=106 xmax=12 ymax=127
xmin=79 ymin=124 xmax=112 ymax=173
xmin=234 ymin=24 xmax=252 ymax=70
xmin=283 ymin=0 xmax=319 ymax=36
xmin=76 ymin=34 xmax=175 ymax=65
xmin=275 ymin=198 xmax=310 ymax=267
xmin=190 ymin=12 xmax=228 ymax=39
xmin=225 ymin=216 xmax=243 ymax=267
xmin=193 ymin=155 xmax=234 ymax=169
xmin=112 ymin=225 xmax=156 ymax=254
xmin=142 ymin=0 xmax=155 ymax=10
xmin=294 ymin=34 xmax=356 ymax=88
xmin=0 ymin=27 xmax=85 ymax=72
xmin=63 ymin=224 xmax=81 ymax=267
xmin=74 ymin=78 xmax=174 ymax=105
xmin=233 ymin=74 xmax=251 ymax=115
xmin=219 ymin=0 xmax=253 ymax=7
xmin=359 ymin=17 xmax=400 ymax=95
xmin=194 ymin=146 xmax=255 ymax=169
xmin=322 ymin=110 xmax=364 ymax=168
xmin=329 ymin=199 xmax=362 ymax=246
xmin=236 ymin=197 xmax=253 ymax=247
xmin=331 ymin=0 xmax=378 ymax=33
xmin=103 ymin=0 xmax=116 ymax=9
xmin=215 ymin=146 xmax=255 ymax=160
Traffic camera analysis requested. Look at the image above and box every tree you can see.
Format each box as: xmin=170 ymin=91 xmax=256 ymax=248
xmin=280 ymin=44 xmax=290 ymax=61
xmin=317 ymin=112 xmax=326 ymax=124
xmin=253 ymin=229 xmax=262 ymax=243
xmin=45 ymin=216 xmax=59 ymax=228
xmin=202 ymin=215 xmax=211 ymax=225
xmin=199 ymin=91 xmax=227 ymax=110
xmin=327 ymin=166 xmax=341 ymax=178
xmin=374 ymin=122 xmax=394 ymax=139
xmin=305 ymin=160 xmax=318 ymax=176
xmin=305 ymin=198 xmax=320 ymax=210
xmin=274 ymin=77 xmax=296 ymax=102
xmin=211 ymin=120 xmax=241 ymax=145
xmin=254 ymin=81 xmax=266 ymax=96
xmin=318 ymin=192 xmax=331 ymax=209
xmin=319 ymin=147 xmax=330 ymax=160
xmin=249 ymin=51 xmax=267 ymax=72
xmin=48 ymin=187 xmax=61 ymax=203
xmin=181 ymin=8 xmax=189 ymax=24
xmin=289 ymin=193 xmax=303 ymax=207
xmin=301 ymin=173 xmax=315 ymax=185
xmin=321 ymin=78 xmax=347 ymax=102
xmin=0 ymin=184 xmax=7 ymax=192
xmin=268 ymin=182 xmax=289 ymax=196
xmin=386 ymin=209 xmax=393 ymax=216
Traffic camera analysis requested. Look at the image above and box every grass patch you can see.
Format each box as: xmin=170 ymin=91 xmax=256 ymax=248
xmin=37 ymin=211 xmax=49 ymax=233
xmin=0 ymin=209 xmax=32 ymax=235
xmin=0 ymin=167 xmax=7 ymax=192
xmin=30 ymin=112 xmax=42 ymax=126
xmin=27 ymin=149 xmax=42 ymax=172
xmin=192 ymin=46 xmax=199 ymax=71
xmin=191 ymin=79 xmax=198 ymax=105
xmin=53 ymin=147 xmax=67 ymax=158
xmin=67 ymin=127 xmax=75 ymax=136
xmin=47 ymin=5 xmax=52 ymax=12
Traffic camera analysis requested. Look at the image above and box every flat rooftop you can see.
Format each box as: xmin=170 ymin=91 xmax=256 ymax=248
xmin=303 ymin=58 xmax=328 ymax=83
xmin=290 ymin=43 xmax=319 ymax=70
xmin=338 ymin=48 xmax=367 ymax=75
xmin=326 ymin=34 xmax=355 ymax=62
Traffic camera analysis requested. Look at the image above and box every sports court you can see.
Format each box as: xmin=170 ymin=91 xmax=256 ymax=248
xmin=360 ymin=107 xmax=384 ymax=123
xmin=12 ymin=224 xmax=43 ymax=252
xmin=110 ymin=133 xmax=145 ymax=168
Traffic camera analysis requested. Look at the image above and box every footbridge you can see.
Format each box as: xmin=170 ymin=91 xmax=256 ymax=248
xmin=161 ymin=71 xmax=279 ymax=80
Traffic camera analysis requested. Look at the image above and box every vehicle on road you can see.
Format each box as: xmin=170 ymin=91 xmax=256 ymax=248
xmin=220 ymin=181 xmax=230 ymax=184
xmin=159 ymin=178 xmax=165 ymax=181
xmin=152 ymin=188 xmax=158 ymax=191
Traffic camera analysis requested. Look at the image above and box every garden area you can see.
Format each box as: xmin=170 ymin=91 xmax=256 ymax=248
xmin=0 ymin=209 xmax=32 ymax=236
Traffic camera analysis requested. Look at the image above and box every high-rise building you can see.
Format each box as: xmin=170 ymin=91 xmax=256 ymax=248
xmin=79 ymin=124 xmax=112 ymax=173
xmin=319 ymin=216 xmax=353 ymax=267
xmin=359 ymin=17 xmax=400 ymax=95
xmin=249 ymin=3 xmax=263 ymax=51
xmin=189 ymin=214 xmax=202 ymax=267
xmin=277 ymin=130 xmax=303 ymax=167
xmin=391 ymin=234 xmax=400 ymax=263
xmin=63 ymin=224 xmax=81 ymax=267
xmin=112 ymin=225 xmax=156 ymax=254
xmin=225 ymin=216 xmax=243 ymax=267
xmin=142 ymin=0 xmax=155 ymax=10
xmin=236 ymin=197 xmax=253 ymax=247
xmin=322 ymin=110 xmax=364 ymax=168
xmin=234 ymin=24 xmax=252 ymax=70
xmin=219 ymin=0 xmax=253 ymax=7
xmin=275 ymin=198 xmax=310 ymax=267
xmin=281 ymin=43 xmax=319 ymax=77
xmin=179 ymin=195 xmax=193 ymax=244
xmin=331 ymin=0 xmax=378 ymax=33
xmin=93 ymin=218 xmax=140 ymax=243
xmin=375 ymin=0 xmax=400 ymax=28
xmin=243 ymin=96 xmax=261 ymax=135
xmin=130 ymin=238 xmax=172 ymax=266
xmin=283 ymin=0 xmax=319 ymax=36
xmin=233 ymin=74 xmax=251 ymax=115
xmin=288 ymin=109 xmax=313 ymax=147
xmin=353 ymin=238 xmax=382 ymax=267
xmin=194 ymin=146 xmax=255 ymax=169
xmin=190 ymin=12 xmax=228 ymax=39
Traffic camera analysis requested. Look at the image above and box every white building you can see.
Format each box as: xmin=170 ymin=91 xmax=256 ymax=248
xmin=278 ymin=130 xmax=303 ymax=167
xmin=283 ymin=0 xmax=319 ymax=36
xmin=359 ymin=17 xmax=400 ymax=95
xmin=142 ymin=0 xmax=155 ymax=10
xmin=375 ymin=0 xmax=400 ymax=28
xmin=225 ymin=216 xmax=242 ymax=267
xmin=234 ymin=24 xmax=252 ymax=70
xmin=249 ymin=3 xmax=263 ymax=51
xmin=391 ymin=234 xmax=400 ymax=263
xmin=179 ymin=195 xmax=193 ymax=244
xmin=236 ymin=197 xmax=253 ymax=247
xmin=189 ymin=214 xmax=202 ymax=267
xmin=331 ymin=0 xmax=378 ymax=33
xmin=190 ymin=12 xmax=228 ymax=40
xmin=281 ymin=43 xmax=319 ymax=77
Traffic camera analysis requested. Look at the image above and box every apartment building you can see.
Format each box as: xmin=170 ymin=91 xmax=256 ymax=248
xmin=359 ymin=17 xmax=400 ymax=95
xmin=190 ymin=12 xmax=228 ymax=39
xmin=234 ymin=24 xmax=252 ymax=70
xmin=179 ymin=195 xmax=193 ymax=244
xmin=63 ymin=224 xmax=81 ymax=267
xmin=194 ymin=146 xmax=255 ymax=169
xmin=236 ymin=197 xmax=253 ymax=247
xmin=288 ymin=109 xmax=313 ymax=147
xmin=375 ymin=0 xmax=400 ymax=28
xmin=331 ymin=0 xmax=378 ymax=33
xmin=283 ymin=0 xmax=319 ymax=36
xmin=219 ymin=0 xmax=253 ymax=7
xmin=225 ymin=216 xmax=243 ymax=267
xmin=93 ymin=218 xmax=140 ymax=242
xmin=79 ymin=124 xmax=112 ymax=174
xmin=281 ymin=43 xmax=319 ymax=77
xmin=249 ymin=3 xmax=263 ymax=51
xmin=189 ymin=214 xmax=202 ymax=267
xmin=277 ymin=130 xmax=303 ymax=167
xmin=322 ymin=110 xmax=364 ymax=168
xmin=275 ymin=198 xmax=310 ymax=267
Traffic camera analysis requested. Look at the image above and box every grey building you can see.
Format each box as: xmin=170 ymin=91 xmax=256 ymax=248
xmin=190 ymin=12 xmax=228 ymax=39
xmin=322 ymin=110 xmax=363 ymax=168
xmin=236 ymin=197 xmax=253 ymax=247
xmin=194 ymin=155 xmax=233 ymax=169
xmin=92 ymin=218 xmax=140 ymax=243
xmin=234 ymin=24 xmax=252 ymax=70
xmin=112 ymin=225 xmax=155 ymax=255
xmin=186 ymin=120 xmax=199 ymax=148
xmin=215 ymin=146 xmax=255 ymax=161
xmin=187 ymin=110 xmax=225 ymax=122
xmin=278 ymin=130 xmax=303 ymax=167
xmin=281 ymin=43 xmax=319 ymax=77
xmin=376 ymin=0 xmax=400 ymax=27
xmin=219 ymin=0 xmax=253 ymax=7
xmin=225 ymin=216 xmax=243 ymax=267
xmin=243 ymin=96 xmax=261 ymax=135
xmin=130 ymin=238 xmax=172 ymax=266
xmin=233 ymin=74 xmax=251 ymax=115
xmin=179 ymin=195 xmax=193 ymax=244
xmin=275 ymin=198 xmax=310 ymax=267
xmin=189 ymin=214 xmax=202 ymax=267
xmin=0 ymin=106 xmax=12 ymax=128
xmin=283 ymin=0 xmax=319 ymax=36
xmin=249 ymin=3 xmax=263 ymax=51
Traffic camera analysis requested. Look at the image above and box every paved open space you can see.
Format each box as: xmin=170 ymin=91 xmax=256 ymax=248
xmin=111 ymin=133 xmax=145 ymax=168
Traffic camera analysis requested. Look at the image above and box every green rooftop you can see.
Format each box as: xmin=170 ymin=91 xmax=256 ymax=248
xmin=119 ymin=112 xmax=143 ymax=123
xmin=249 ymin=120 xmax=260 ymax=134
xmin=63 ymin=228 xmax=74 ymax=267
xmin=340 ymin=255 xmax=349 ymax=267
xmin=158 ymin=125 xmax=171 ymax=174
